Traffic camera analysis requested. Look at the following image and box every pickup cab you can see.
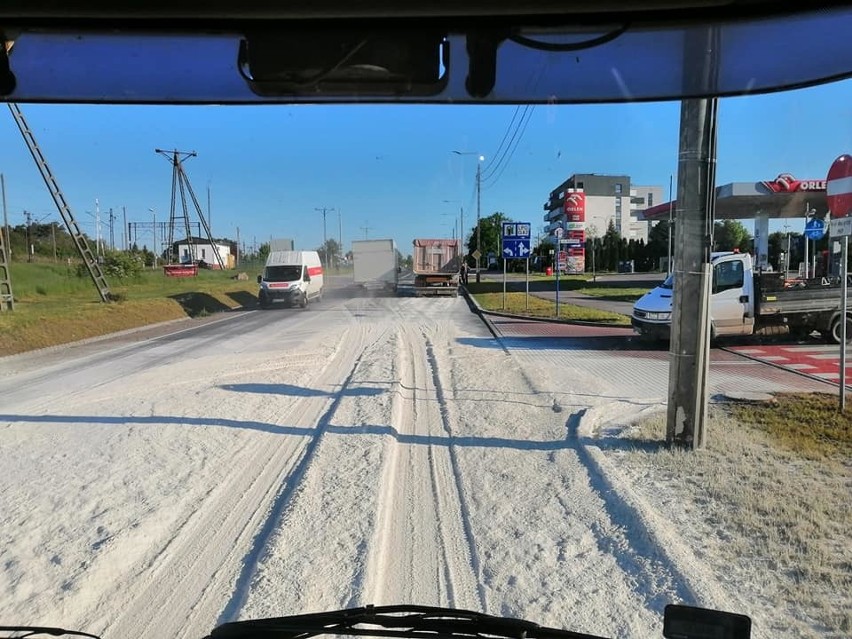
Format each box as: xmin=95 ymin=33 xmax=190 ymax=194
xmin=632 ymin=251 xmax=852 ymax=343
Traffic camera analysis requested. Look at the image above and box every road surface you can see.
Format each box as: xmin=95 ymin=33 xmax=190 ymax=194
xmin=0 ymin=281 xmax=827 ymax=639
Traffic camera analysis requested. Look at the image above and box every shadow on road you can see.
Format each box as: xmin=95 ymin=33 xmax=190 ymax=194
xmin=456 ymin=335 xmax=668 ymax=353
xmin=219 ymin=383 xmax=384 ymax=398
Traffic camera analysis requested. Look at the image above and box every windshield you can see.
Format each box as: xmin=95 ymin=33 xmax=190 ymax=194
xmin=1 ymin=13 xmax=850 ymax=639
xmin=264 ymin=265 xmax=303 ymax=282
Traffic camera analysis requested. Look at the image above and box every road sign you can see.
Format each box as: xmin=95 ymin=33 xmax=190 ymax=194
xmin=804 ymin=217 xmax=826 ymax=240
xmin=472 ymin=249 xmax=481 ymax=260
xmin=502 ymin=239 xmax=531 ymax=258
xmin=502 ymin=221 xmax=532 ymax=260
xmin=827 ymin=154 xmax=852 ymax=218
xmin=554 ymin=227 xmax=564 ymax=239
xmin=502 ymin=221 xmax=531 ymax=239
xmin=830 ymin=216 xmax=852 ymax=237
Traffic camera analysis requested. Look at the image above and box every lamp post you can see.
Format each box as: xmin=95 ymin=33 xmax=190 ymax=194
xmin=452 ymin=151 xmax=485 ymax=281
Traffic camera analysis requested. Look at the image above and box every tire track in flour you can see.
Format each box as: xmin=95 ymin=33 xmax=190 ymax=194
xmin=362 ymin=324 xmax=486 ymax=611
xmin=97 ymin=324 xmax=374 ymax=639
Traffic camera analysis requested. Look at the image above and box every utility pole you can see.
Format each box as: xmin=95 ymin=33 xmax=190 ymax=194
xmin=95 ymin=198 xmax=102 ymax=258
xmin=666 ymin=97 xmax=718 ymax=450
xmin=122 ymin=206 xmax=128 ymax=251
xmin=51 ymin=223 xmax=57 ymax=261
xmin=109 ymin=207 xmax=115 ymax=251
xmin=25 ymin=210 xmax=33 ymax=262
xmin=338 ymin=209 xmax=343 ymax=257
xmin=315 ymin=207 xmax=334 ymax=266
xmin=360 ymin=222 xmax=372 ymax=240
xmin=207 ymin=183 xmax=212 ymax=239
xmin=1 ymin=173 xmax=10 ymax=259
xmin=0 ymin=172 xmax=12 ymax=310
xmin=236 ymin=226 xmax=240 ymax=267
xmin=151 ymin=209 xmax=158 ymax=268
xmin=460 ymin=206 xmax=465 ymax=256
xmin=476 ymin=161 xmax=482 ymax=283
xmin=668 ymin=174 xmax=674 ymax=274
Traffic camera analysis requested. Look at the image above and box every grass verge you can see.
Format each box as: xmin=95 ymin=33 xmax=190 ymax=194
xmin=612 ymin=396 xmax=851 ymax=637
xmin=471 ymin=291 xmax=630 ymax=324
xmin=576 ymin=286 xmax=651 ymax=302
xmin=730 ymin=393 xmax=851 ymax=460
xmin=1 ymin=262 xmax=258 ymax=356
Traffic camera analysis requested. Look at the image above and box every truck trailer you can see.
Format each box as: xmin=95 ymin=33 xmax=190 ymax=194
xmin=352 ymin=239 xmax=399 ymax=292
xmin=412 ymin=238 xmax=460 ymax=297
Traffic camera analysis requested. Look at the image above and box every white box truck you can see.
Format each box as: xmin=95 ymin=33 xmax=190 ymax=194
xmin=352 ymin=239 xmax=399 ymax=292
xmin=257 ymin=250 xmax=324 ymax=309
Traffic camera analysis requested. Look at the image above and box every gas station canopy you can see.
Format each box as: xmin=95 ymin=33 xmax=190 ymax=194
xmin=641 ymin=174 xmax=828 ymax=221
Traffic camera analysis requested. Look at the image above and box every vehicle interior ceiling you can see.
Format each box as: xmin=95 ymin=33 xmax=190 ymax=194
xmin=0 ymin=1 xmax=850 ymax=105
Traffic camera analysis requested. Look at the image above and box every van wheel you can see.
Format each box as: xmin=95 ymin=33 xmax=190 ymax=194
xmin=829 ymin=314 xmax=852 ymax=344
xmin=300 ymin=292 xmax=308 ymax=309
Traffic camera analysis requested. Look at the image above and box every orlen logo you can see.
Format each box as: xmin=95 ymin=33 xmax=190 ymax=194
xmin=762 ymin=173 xmax=827 ymax=193
xmin=564 ymin=192 xmax=586 ymax=213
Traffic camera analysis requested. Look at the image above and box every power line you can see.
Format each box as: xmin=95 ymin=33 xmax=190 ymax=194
xmin=481 ymin=105 xmax=529 ymax=181
xmin=481 ymin=105 xmax=534 ymax=184
xmin=481 ymin=106 xmax=521 ymax=175
xmin=482 ymin=106 xmax=536 ymax=189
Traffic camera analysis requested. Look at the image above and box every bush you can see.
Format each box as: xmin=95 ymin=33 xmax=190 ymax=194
xmin=75 ymin=251 xmax=144 ymax=281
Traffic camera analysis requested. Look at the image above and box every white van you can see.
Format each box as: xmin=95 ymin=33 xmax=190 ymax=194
xmin=257 ymin=251 xmax=324 ymax=309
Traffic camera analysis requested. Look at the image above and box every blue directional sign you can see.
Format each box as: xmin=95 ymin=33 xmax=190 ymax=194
xmin=804 ymin=217 xmax=826 ymax=240
xmin=502 ymin=221 xmax=532 ymax=259
xmin=502 ymin=239 xmax=532 ymax=258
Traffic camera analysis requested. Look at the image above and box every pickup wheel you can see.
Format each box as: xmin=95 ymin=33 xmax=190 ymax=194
xmin=829 ymin=314 xmax=852 ymax=344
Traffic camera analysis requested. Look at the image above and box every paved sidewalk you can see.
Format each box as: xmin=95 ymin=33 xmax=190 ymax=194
xmin=487 ymin=316 xmax=831 ymax=399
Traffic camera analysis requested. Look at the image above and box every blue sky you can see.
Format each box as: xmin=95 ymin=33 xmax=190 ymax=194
xmin=1 ymin=78 xmax=850 ymax=256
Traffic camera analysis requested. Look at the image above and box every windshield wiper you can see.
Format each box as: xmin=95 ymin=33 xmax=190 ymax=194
xmin=0 ymin=627 xmax=101 ymax=639
xmin=206 ymin=605 xmax=609 ymax=639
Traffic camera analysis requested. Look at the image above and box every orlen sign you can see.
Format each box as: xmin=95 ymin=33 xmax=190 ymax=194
xmin=562 ymin=189 xmax=585 ymax=273
xmin=762 ymin=173 xmax=827 ymax=193
xmin=564 ymin=190 xmax=586 ymax=221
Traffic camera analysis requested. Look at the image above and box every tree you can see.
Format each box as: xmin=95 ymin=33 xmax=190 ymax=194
xmin=647 ymin=220 xmax=673 ymax=269
xmin=713 ymin=220 xmax=751 ymax=251
xmin=602 ymin=220 xmax=621 ymax=271
xmin=257 ymin=242 xmax=271 ymax=264
xmin=466 ymin=212 xmax=511 ymax=267
xmin=317 ymin=238 xmax=341 ymax=266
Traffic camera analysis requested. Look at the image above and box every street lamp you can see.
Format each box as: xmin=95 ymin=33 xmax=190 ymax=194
xmin=451 ymin=151 xmax=485 ymax=281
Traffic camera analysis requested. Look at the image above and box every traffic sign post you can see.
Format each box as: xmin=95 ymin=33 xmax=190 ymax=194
xmin=501 ymin=221 xmax=532 ymax=312
xmin=827 ymin=154 xmax=852 ymax=410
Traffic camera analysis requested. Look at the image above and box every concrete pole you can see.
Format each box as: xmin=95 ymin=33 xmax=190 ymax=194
xmin=666 ymin=97 xmax=718 ymax=450
xmin=476 ymin=162 xmax=482 ymax=283
xmin=1 ymin=173 xmax=10 ymax=259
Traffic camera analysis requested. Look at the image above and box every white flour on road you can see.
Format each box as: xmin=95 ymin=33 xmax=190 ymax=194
xmin=0 ymin=293 xmax=825 ymax=639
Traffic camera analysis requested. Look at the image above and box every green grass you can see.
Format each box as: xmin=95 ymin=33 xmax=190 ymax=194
xmin=730 ymin=393 xmax=852 ymax=460
xmin=621 ymin=404 xmax=851 ymax=634
xmin=472 ymin=291 xmax=630 ymax=324
xmin=1 ymin=260 xmax=258 ymax=356
xmin=576 ymin=286 xmax=651 ymax=302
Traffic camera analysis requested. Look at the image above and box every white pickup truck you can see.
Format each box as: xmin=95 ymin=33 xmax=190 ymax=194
xmin=632 ymin=251 xmax=852 ymax=343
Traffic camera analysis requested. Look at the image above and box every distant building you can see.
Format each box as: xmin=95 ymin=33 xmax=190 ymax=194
xmin=543 ymin=173 xmax=663 ymax=243
xmin=173 ymin=236 xmax=235 ymax=269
